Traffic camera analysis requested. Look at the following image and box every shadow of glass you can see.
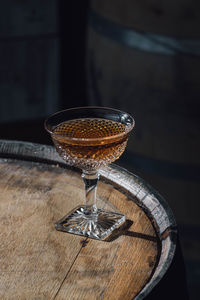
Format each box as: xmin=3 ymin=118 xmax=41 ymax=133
xmin=105 ymin=219 xmax=157 ymax=242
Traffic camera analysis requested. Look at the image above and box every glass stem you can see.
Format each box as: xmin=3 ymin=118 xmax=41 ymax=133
xmin=82 ymin=170 xmax=99 ymax=215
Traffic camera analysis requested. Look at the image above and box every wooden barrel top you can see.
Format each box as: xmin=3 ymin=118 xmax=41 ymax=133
xmin=0 ymin=140 xmax=177 ymax=300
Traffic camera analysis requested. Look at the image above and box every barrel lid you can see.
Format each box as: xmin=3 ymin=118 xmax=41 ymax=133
xmin=0 ymin=139 xmax=177 ymax=299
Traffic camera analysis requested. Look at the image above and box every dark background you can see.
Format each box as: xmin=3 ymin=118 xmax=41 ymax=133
xmin=0 ymin=1 xmax=200 ymax=299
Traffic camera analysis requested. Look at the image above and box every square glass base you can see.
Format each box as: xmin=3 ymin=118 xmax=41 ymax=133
xmin=55 ymin=206 xmax=126 ymax=240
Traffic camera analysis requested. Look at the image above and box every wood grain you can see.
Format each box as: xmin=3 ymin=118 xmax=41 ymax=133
xmin=0 ymin=160 xmax=84 ymax=299
xmin=0 ymin=157 xmax=164 ymax=300
xmin=58 ymin=187 xmax=158 ymax=300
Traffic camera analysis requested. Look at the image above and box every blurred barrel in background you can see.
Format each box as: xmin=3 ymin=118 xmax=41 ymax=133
xmin=0 ymin=0 xmax=60 ymax=123
xmin=86 ymin=1 xmax=200 ymax=298
xmin=87 ymin=0 xmax=200 ymax=224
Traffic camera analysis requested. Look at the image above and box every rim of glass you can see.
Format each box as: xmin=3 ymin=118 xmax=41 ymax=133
xmin=44 ymin=106 xmax=135 ymax=142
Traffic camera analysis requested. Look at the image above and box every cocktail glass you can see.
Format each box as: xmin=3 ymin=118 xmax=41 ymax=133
xmin=45 ymin=107 xmax=134 ymax=240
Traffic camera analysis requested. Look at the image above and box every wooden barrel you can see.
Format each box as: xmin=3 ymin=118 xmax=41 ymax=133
xmin=86 ymin=1 xmax=200 ymax=230
xmin=88 ymin=0 xmax=200 ymax=38
xmin=0 ymin=0 xmax=60 ymax=123
xmin=0 ymin=139 xmax=182 ymax=300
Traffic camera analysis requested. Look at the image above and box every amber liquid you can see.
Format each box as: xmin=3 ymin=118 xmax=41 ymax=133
xmin=52 ymin=118 xmax=129 ymax=170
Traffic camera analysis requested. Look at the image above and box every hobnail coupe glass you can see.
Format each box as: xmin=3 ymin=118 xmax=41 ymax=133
xmin=45 ymin=107 xmax=134 ymax=240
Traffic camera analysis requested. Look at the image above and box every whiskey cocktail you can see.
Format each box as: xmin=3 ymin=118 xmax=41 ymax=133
xmin=45 ymin=107 xmax=134 ymax=240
